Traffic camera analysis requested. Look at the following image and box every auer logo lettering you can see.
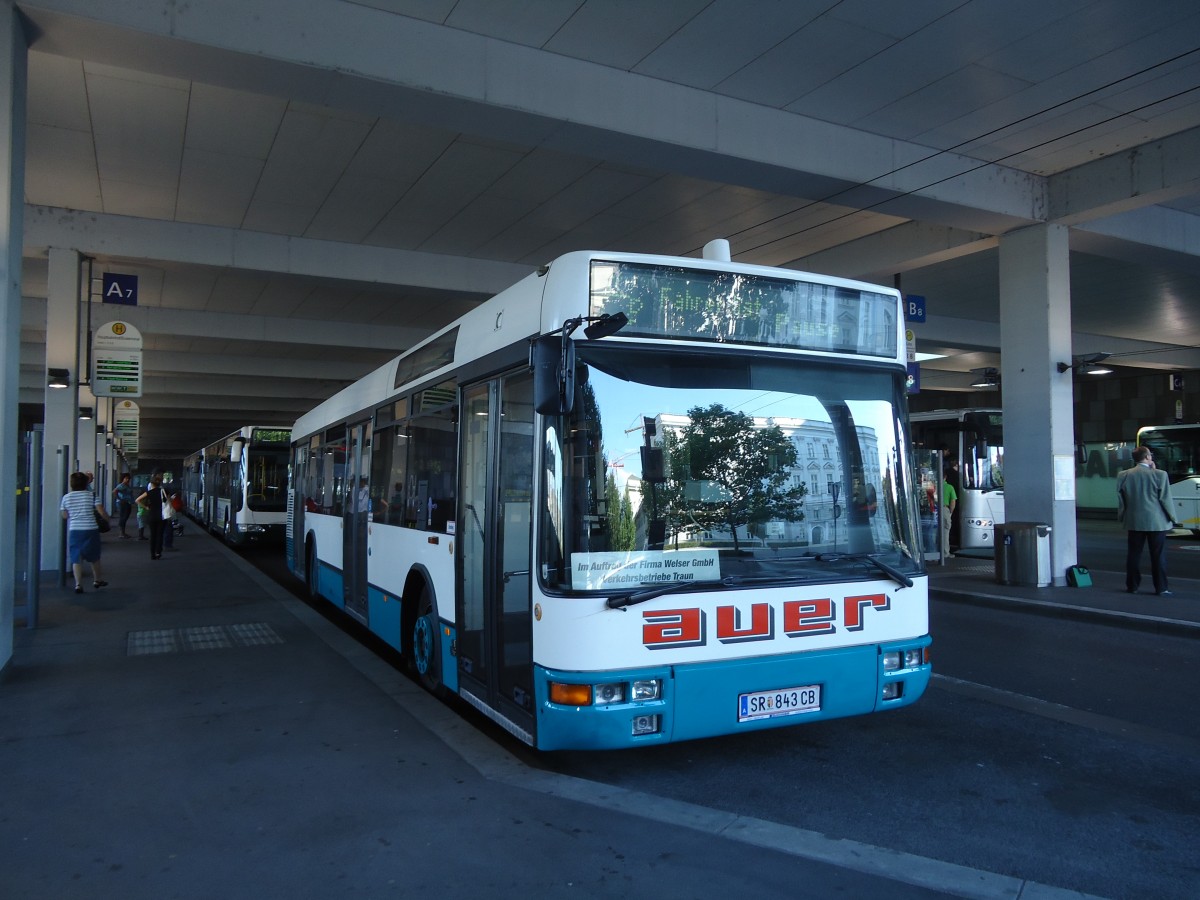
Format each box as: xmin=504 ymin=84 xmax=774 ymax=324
xmin=642 ymin=594 xmax=890 ymax=649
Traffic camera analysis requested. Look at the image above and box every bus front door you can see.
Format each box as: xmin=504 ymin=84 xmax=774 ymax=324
xmin=458 ymin=371 xmax=535 ymax=742
xmin=342 ymin=419 xmax=372 ymax=623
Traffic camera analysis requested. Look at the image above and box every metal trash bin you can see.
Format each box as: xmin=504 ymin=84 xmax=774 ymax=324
xmin=994 ymin=521 xmax=1052 ymax=587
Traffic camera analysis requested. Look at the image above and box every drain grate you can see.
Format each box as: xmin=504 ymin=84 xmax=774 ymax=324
xmin=948 ymin=563 xmax=994 ymax=574
xmin=127 ymin=622 xmax=284 ymax=656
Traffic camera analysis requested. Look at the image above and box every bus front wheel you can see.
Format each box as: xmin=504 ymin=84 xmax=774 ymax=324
xmin=410 ymin=587 xmax=443 ymax=696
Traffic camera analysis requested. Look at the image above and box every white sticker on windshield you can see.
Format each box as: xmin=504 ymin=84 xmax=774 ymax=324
xmin=570 ymin=549 xmax=722 ymax=591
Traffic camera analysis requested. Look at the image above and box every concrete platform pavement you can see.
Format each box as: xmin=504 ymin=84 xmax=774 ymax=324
xmin=928 ymin=551 xmax=1200 ymax=638
xmin=3 ymin=526 xmax=1113 ymax=900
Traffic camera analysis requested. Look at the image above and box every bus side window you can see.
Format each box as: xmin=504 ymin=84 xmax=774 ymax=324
xmin=302 ymin=436 xmax=319 ymax=512
xmin=323 ymin=425 xmax=347 ymax=516
xmin=408 ymin=403 xmax=457 ymax=532
xmin=371 ymin=425 xmax=393 ymax=521
xmin=388 ymin=426 xmax=409 ymax=525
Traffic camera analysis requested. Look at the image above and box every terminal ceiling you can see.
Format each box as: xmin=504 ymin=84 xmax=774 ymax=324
xmin=15 ymin=0 xmax=1200 ymax=459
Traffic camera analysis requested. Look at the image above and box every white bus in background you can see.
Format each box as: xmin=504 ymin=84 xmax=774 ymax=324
xmin=1074 ymin=441 xmax=1133 ymax=516
xmin=909 ymin=408 xmax=1005 ymax=552
xmin=287 ymin=243 xmax=931 ymax=751
xmin=1136 ymin=424 xmax=1200 ymax=534
xmin=181 ymin=426 xmax=290 ymax=546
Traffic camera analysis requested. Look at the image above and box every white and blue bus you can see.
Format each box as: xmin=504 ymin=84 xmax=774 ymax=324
xmin=1136 ymin=424 xmax=1200 ymax=534
xmin=910 ymin=408 xmax=1005 ymax=552
xmin=182 ymin=426 xmax=290 ymax=546
xmin=287 ymin=243 xmax=931 ymax=750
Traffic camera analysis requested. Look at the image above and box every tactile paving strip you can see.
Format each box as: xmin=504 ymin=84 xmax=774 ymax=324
xmin=127 ymin=622 xmax=284 ymax=656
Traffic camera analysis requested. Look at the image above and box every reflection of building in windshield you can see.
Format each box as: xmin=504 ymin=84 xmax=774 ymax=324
xmin=638 ymin=411 xmax=882 ymax=549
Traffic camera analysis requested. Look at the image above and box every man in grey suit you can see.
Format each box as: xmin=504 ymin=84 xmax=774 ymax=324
xmin=1116 ymin=446 xmax=1177 ymax=595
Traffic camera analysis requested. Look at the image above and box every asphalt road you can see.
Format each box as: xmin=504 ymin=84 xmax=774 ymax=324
xmin=527 ymin=615 xmax=1197 ymax=900
xmin=1077 ymin=516 xmax=1200 ymax=582
xmin=248 ymin=524 xmax=1200 ymax=900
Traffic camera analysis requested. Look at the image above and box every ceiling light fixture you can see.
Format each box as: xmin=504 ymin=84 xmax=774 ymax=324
xmin=48 ymin=367 xmax=70 ymax=389
xmin=1056 ymin=352 xmax=1112 ymax=375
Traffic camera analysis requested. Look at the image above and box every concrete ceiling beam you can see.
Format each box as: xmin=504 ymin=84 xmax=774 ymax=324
xmin=789 ymin=221 xmax=998 ymax=283
xmin=21 ymin=0 xmax=1046 ymax=234
xmin=1049 ymin=126 xmax=1200 ymax=226
xmin=23 ymin=205 xmax=529 ymax=295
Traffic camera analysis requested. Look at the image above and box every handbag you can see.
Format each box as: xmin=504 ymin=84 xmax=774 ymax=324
xmin=95 ymin=509 xmax=111 ymax=533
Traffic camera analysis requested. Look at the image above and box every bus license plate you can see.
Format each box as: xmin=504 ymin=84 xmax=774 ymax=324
xmin=738 ymin=684 xmax=821 ymax=722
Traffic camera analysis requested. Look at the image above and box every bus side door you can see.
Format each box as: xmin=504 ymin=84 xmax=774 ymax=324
xmin=457 ymin=370 xmax=535 ymax=740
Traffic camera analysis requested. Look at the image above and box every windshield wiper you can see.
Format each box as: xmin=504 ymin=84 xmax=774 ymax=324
xmin=606 ymin=577 xmax=731 ymax=610
xmin=813 ymin=553 xmax=914 ymax=589
xmin=605 ymin=573 xmax=826 ymax=610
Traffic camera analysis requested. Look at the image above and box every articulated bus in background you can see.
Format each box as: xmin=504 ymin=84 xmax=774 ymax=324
xmin=1136 ymin=424 xmax=1200 ymax=534
xmin=287 ymin=244 xmax=931 ymax=751
xmin=181 ymin=426 xmax=290 ymax=546
xmin=909 ymin=409 xmax=1005 ymax=553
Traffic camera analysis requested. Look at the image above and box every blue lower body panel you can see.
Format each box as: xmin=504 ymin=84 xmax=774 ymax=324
xmin=367 ymin=584 xmax=402 ymax=653
xmin=534 ymin=637 xmax=931 ymax=751
xmin=317 ymin=561 xmax=344 ymax=611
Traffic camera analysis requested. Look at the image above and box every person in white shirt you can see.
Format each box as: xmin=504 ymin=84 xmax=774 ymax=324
xmin=60 ymin=470 xmax=109 ymax=593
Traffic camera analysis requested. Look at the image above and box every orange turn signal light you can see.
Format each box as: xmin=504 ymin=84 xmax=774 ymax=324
xmin=549 ymin=682 xmax=592 ymax=706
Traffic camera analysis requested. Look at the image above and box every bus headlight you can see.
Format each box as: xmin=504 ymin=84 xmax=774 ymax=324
xmin=549 ymin=678 xmax=664 ymax=707
xmin=593 ymin=682 xmax=625 ymax=705
xmin=883 ymin=649 xmax=927 ymax=671
xmin=630 ymin=679 xmax=661 ymax=701
xmin=632 ymin=714 xmax=660 ymax=736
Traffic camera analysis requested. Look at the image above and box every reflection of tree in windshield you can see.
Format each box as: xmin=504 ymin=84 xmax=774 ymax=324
xmin=605 ymin=470 xmax=637 ymax=551
xmin=659 ymin=404 xmax=806 ymax=552
xmin=539 ymin=346 xmax=923 ymax=590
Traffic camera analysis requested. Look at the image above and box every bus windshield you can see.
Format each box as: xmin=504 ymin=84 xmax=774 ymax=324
xmin=960 ymin=411 xmax=1004 ymax=491
xmin=246 ymin=448 xmax=289 ymax=512
xmin=1138 ymin=426 xmax=1200 ymax=482
xmin=539 ymin=345 xmax=922 ymax=594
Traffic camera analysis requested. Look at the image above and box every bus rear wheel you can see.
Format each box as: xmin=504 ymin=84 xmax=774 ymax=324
xmin=410 ymin=587 xmax=443 ymax=696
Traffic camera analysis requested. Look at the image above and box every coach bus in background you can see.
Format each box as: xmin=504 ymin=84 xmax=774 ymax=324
xmin=1074 ymin=441 xmax=1133 ymax=516
xmin=287 ymin=241 xmax=931 ymax=751
xmin=182 ymin=426 xmax=290 ymax=546
xmin=1136 ymin=424 xmax=1200 ymax=534
xmin=909 ymin=408 xmax=1005 ymax=553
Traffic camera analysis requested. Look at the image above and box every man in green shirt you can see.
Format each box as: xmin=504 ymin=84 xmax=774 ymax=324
xmin=941 ymin=461 xmax=958 ymax=559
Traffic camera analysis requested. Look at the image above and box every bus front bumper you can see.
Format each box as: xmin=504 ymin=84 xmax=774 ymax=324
xmin=533 ymin=636 xmax=931 ymax=751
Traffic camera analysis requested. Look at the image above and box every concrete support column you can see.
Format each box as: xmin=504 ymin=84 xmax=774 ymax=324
xmin=96 ymin=398 xmax=111 ymax=502
xmin=998 ymin=224 xmax=1077 ymax=586
xmin=41 ymin=247 xmax=83 ymax=573
xmin=0 ymin=0 xmax=25 ymax=666
xmin=79 ymin=382 xmax=98 ymax=477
